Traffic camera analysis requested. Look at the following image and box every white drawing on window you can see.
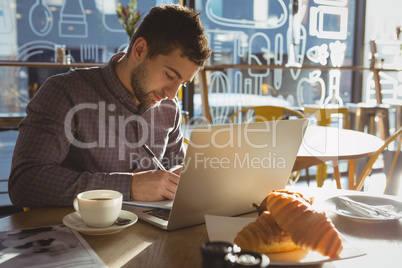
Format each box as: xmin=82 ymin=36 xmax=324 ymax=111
xmin=205 ymin=30 xmax=248 ymax=65
xmin=297 ymin=70 xmax=326 ymax=105
xmin=0 ymin=0 xmax=13 ymax=34
xmin=306 ymin=44 xmax=329 ymax=65
xmin=365 ymin=71 xmax=398 ymax=103
xmin=288 ymin=24 xmax=307 ymax=80
xmin=59 ymin=0 xmax=88 ymax=38
xmin=95 ymin=0 xmax=126 ymax=33
xmin=244 ymin=77 xmax=253 ymax=94
xmin=207 ymin=71 xmax=231 ymax=124
xmin=205 ymin=0 xmax=288 ymax=29
xmin=274 ymin=33 xmax=283 ymax=90
xmin=80 ymin=44 xmax=100 ymax=62
xmin=17 ymin=40 xmax=55 ymax=61
xmin=309 ymin=5 xmax=348 ymax=40
xmin=324 ymin=41 xmax=346 ymax=105
xmin=324 ymin=70 xmax=343 ymax=105
xmin=313 ymin=0 xmax=347 ymax=6
xmin=0 ymin=0 xmax=16 ymax=56
xmin=287 ymin=0 xmax=303 ymax=55
xmin=248 ymin=32 xmax=271 ymax=94
xmin=213 ymin=38 xmax=223 ymax=62
xmin=29 ymin=0 xmax=53 ymax=37
xmin=286 ymin=0 xmax=307 ymax=80
xmin=370 ymin=18 xmax=401 ymax=41
xmin=329 ymin=40 xmax=346 ymax=67
xmin=234 ymin=71 xmax=243 ymax=93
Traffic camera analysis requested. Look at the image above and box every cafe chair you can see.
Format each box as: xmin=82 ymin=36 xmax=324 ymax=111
xmin=353 ymin=126 xmax=402 ymax=193
xmin=303 ymin=105 xmax=350 ymax=188
xmin=346 ymin=103 xmax=390 ymax=140
xmin=345 ymin=40 xmax=391 ymax=141
xmin=181 ymin=111 xmax=190 ymax=125
xmin=230 ymin=105 xmax=305 ymax=183
xmin=231 ymin=105 xmax=305 ymax=123
xmin=303 ymin=105 xmax=350 ymax=129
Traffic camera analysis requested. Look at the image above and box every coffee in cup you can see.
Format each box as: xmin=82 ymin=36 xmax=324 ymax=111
xmin=73 ymin=190 xmax=122 ymax=228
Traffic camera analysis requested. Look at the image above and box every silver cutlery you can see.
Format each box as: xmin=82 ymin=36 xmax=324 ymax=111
xmin=338 ymin=196 xmax=402 ymax=219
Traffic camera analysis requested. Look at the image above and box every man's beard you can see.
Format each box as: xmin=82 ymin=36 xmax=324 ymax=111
xmin=130 ymin=60 xmax=157 ymax=108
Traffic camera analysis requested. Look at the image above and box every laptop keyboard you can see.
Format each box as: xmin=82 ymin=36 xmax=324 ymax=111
xmin=143 ymin=208 xmax=171 ymax=221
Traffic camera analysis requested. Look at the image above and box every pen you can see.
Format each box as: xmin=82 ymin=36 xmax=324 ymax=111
xmin=142 ymin=144 xmax=166 ymax=171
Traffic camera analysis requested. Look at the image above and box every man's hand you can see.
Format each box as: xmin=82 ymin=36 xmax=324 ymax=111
xmin=169 ymin=165 xmax=182 ymax=176
xmin=131 ymin=170 xmax=180 ymax=201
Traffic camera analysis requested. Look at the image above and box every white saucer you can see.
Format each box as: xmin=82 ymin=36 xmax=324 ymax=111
xmin=62 ymin=210 xmax=138 ymax=235
xmin=324 ymin=194 xmax=402 ymax=222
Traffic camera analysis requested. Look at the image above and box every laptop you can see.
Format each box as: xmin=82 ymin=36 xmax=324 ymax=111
xmin=123 ymin=119 xmax=308 ymax=230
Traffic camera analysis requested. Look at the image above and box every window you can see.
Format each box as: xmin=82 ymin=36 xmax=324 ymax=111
xmin=0 ymin=0 xmax=178 ymax=114
xmin=362 ymin=0 xmax=402 ymax=104
xmin=192 ymin=0 xmax=357 ymax=124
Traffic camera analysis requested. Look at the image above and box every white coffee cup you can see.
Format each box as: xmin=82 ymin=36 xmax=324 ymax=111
xmin=73 ymin=190 xmax=123 ymax=228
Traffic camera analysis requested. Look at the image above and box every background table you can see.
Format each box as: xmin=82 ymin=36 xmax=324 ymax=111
xmin=293 ymin=126 xmax=384 ymax=189
xmin=1 ymin=187 xmax=401 ymax=267
xmin=0 ymin=113 xmax=25 ymax=129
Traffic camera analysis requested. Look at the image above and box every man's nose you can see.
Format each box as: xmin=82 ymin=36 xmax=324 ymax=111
xmin=164 ymin=83 xmax=182 ymax=99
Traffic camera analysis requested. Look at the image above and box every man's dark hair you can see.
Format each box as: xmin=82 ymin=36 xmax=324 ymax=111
xmin=126 ymin=4 xmax=211 ymax=68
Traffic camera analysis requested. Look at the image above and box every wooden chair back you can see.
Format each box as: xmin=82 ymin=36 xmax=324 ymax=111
xmin=354 ymin=126 xmax=402 ymax=192
xmin=231 ymin=105 xmax=305 ymax=123
xmin=302 ymin=105 xmax=350 ymax=188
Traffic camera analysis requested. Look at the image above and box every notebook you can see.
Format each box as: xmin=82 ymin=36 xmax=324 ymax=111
xmin=123 ymin=119 xmax=308 ymax=230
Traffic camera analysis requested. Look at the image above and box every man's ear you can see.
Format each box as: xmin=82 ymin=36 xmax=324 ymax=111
xmin=130 ymin=37 xmax=147 ymax=61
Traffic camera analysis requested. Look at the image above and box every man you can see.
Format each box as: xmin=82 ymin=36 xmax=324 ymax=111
xmin=8 ymin=4 xmax=212 ymax=207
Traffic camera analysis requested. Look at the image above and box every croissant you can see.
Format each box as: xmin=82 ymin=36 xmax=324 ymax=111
xmin=263 ymin=190 xmax=343 ymax=258
xmin=252 ymin=190 xmax=313 ymax=216
xmin=234 ymin=211 xmax=300 ymax=253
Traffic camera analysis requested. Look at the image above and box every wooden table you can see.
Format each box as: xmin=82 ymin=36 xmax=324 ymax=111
xmin=0 ymin=187 xmax=401 ymax=268
xmin=0 ymin=113 xmax=25 ymax=128
xmin=293 ymin=125 xmax=384 ymax=189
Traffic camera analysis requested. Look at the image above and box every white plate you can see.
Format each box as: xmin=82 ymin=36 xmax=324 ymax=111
xmin=205 ymin=215 xmax=365 ymax=266
xmin=63 ymin=210 xmax=138 ymax=235
xmin=324 ymin=194 xmax=402 ymax=222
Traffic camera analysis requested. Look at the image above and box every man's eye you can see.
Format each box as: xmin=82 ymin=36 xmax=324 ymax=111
xmin=166 ymin=73 xmax=174 ymax=80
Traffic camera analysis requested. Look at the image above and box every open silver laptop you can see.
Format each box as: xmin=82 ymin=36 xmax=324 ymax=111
xmin=123 ymin=119 xmax=308 ymax=230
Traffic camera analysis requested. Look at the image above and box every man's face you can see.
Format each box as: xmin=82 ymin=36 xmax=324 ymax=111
xmin=130 ymin=60 xmax=152 ymax=107
xmin=130 ymin=48 xmax=200 ymax=108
